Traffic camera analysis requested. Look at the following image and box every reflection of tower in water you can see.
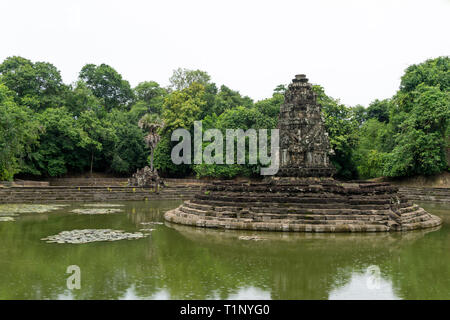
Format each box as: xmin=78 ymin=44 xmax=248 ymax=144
xmin=166 ymin=222 xmax=439 ymax=299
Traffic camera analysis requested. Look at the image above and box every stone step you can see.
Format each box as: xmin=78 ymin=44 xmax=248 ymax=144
xmin=166 ymin=209 xmax=391 ymax=232
xmin=179 ymin=204 xmax=390 ymax=222
xmin=183 ymin=200 xmax=393 ymax=216
xmin=192 ymin=198 xmax=393 ymax=210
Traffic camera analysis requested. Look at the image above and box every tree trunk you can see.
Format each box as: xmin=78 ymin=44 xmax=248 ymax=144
xmin=150 ymin=149 xmax=154 ymax=171
xmin=90 ymin=150 xmax=94 ymax=178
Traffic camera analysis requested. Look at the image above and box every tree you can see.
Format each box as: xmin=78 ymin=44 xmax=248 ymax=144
xmin=313 ymin=85 xmax=359 ymax=179
xmin=0 ymin=56 xmax=67 ymax=112
xmin=138 ymin=113 xmax=164 ymax=171
xmin=211 ymin=85 xmax=253 ymax=116
xmin=381 ymin=57 xmax=450 ymax=177
xmin=65 ymin=81 xmax=104 ymax=117
xmin=161 ymin=82 xmax=206 ymax=135
xmin=400 ymin=56 xmax=449 ymax=93
xmin=169 ymin=68 xmax=211 ymax=91
xmin=104 ymin=110 xmax=149 ymax=174
xmin=353 ymin=119 xmax=390 ymax=178
xmin=351 ymin=105 xmax=367 ymax=125
xmin=30 ymin=108 xmax=89 ymax=177
xmin=154 ymin=134 xmax=192 ymax=177
xmin=193 ymin=105 xmax=277 ymax=179
xmin=384 ymin=84 xmax=449 ymax=176
xmin=0 ymin=83 xmax=40 ymax=180
xmin=79 ymin=63 xmax=134 ymax=111
xmin=132 ymin=81 xmax=167 ymax=116
xmin=78 ymin=110 xmax=116 ymax=176
xmin=366 ymin=99 xmax=390 ymax=123
xmin=255 ymin=88 xmax=284 ymax=119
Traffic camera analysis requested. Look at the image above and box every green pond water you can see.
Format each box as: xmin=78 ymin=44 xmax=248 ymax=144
xmin=0 ymin=200 xmax=448 ymax=300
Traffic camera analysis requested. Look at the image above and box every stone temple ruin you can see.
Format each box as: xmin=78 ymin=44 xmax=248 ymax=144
xmin=128 ymin=166 xmax=164 ymax=190
xmin=165 ymin=75 xmax=442 ymax=232
xmin=278 ymin=74 xmax=335 ymax=178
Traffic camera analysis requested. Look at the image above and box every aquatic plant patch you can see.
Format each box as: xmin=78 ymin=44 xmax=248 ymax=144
xmin=71 ymin=208 xmax=123 ymax=215
xmin=140 ymin=222 xmax=164 ymax=225
xmin=0 ymin=217 xmax=15 ymax=222
xmin=0 ymin=204 xmax=68 ymax=214
xmin=238 ymin=235 xmax=266 ymax=241
xmin=41 ymin=229 xmax=149 ymax=244
xmin=83 ymin=203 xmax=125 ymax=207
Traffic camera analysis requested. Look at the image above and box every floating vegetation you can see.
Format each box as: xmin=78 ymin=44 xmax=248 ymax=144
xmin=41 ymin=229 xmax=149 ymax=244
xmin=0 ymin=204 xmax=68 ymax=214
xmin=83 ymin=203 xmax=125 ymax=207
xmin=238 ymin=235 xmax=266 ymax=241
xmin=139 ymin=228 xmax=155 ymax=232
xmin=71 ymin=208 xmax=123 ymax=215
xmin=0 ymin=217 xmax=15 ymax=222
xmin=0 ymin=213 xmax=19 ymax=217
xmin=140 ymin=222 xmax=164 ymax=225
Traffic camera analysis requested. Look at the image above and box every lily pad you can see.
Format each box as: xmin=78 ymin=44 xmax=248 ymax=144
xmin=0 ymin=213 xmax=19 ymax=217
xmin=71 ymin=208 xmax=123 ymax=215
xmin=41 ymin=229 xmax=149 ymax=244
xmin=238 ymin=235 xmax=266 ymax=241
xmin=0 ymin=204 xmax=68 ymax=214
xmin=0 ymin=217 xmax=15 ymax=222
xmin=83 ymin=203 xmax=124 ymax=207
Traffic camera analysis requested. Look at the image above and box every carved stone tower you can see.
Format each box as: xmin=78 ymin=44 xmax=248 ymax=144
xmin=277 ymin=74 xmax=335 ymax=177
xmin=165 ymin=74 xmax=442 ymax=232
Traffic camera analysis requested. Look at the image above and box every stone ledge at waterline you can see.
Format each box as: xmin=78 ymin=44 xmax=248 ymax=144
xmin=0 ymin=181 xmax=449 ymax=204
xmin=0 ymin=185 xmax=202 ymax=203
xmin=164 ymin=179 xmax=442 ymax=232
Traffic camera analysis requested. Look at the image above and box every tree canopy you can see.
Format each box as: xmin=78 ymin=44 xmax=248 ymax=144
xmin=0 ymin=55 xmax=448 ymax=181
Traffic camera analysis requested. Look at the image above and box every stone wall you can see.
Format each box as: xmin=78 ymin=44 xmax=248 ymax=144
xmin=0 ymin=185 xmax=202 ymax=203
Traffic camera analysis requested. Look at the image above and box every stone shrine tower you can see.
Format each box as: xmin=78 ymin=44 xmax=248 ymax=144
xmin=164 ymin=74 xmax=442 ymax=233
xmin=277 ymin=74 xmax=335 ymax=177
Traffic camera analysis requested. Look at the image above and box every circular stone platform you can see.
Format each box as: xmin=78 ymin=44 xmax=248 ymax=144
xmin=164 ymin=178 xmax=442 ymax=232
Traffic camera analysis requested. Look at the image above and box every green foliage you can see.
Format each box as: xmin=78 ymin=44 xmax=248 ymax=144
xmin=79 ymin=63 xmax=134 ymax=111
xmin=255 ymin=89 xmax=284 ymax=119
xmin=354 ymin=56 xmax=449 ymax=178
xmin=313 ymin=85 xmax=359 ymax=179
xmin=0 ymin=56 xmax=67 ymax=112
xmin=193 ymin=105 xmax=276 ymax=179
xmin=169 ymin=68 xmax=211 ymax=91
xmin=353 ymin=119 xmax=390 ymax=178
xmin=161 ymin=82 xmax=205 ymax=135
xmin=104 ymin=110 xmax=149 ymax=174
xmin=366 ymin=99 xmax=390 ymax=123
xmin=0 ymin=83 xmax=40 ymax=180
xmin=1 ymin=55 xmax=447 ymax=181
xmin=154 ymin=135 xmax=191 ymax=177
xmin=139 ymin=113 xmax=164 ymax=171
xmin=65 ymin=81 xmax=104 ymax=117
xmin=132 ymin=81 xmax=167 ymax=116
xmin=383 ymin=84 xmax=449 ymax=176
xmin=211 ymin=85 xmax=253 ymax=116
xmin=400 ymin=56 xmax=449 ymax=93
xmin=31 ymin=107 xmax=89 ymax=176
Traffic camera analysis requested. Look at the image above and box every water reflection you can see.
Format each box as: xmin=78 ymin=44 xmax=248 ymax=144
xmin=329 ymin=270 xmax=400 ymax=300
xmin=0 ymin=200 xmax=448 ymax=300
xmin=119 ymin=286 xmax=271 ymax=300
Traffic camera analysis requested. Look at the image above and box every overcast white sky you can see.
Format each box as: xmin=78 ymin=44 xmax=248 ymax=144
xmin=1 ymin=0 xmax=449 ymax=106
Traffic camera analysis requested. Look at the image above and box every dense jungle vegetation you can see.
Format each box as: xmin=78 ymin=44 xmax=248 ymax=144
xmin=0 ymin=56 xmax=448 ymax=181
